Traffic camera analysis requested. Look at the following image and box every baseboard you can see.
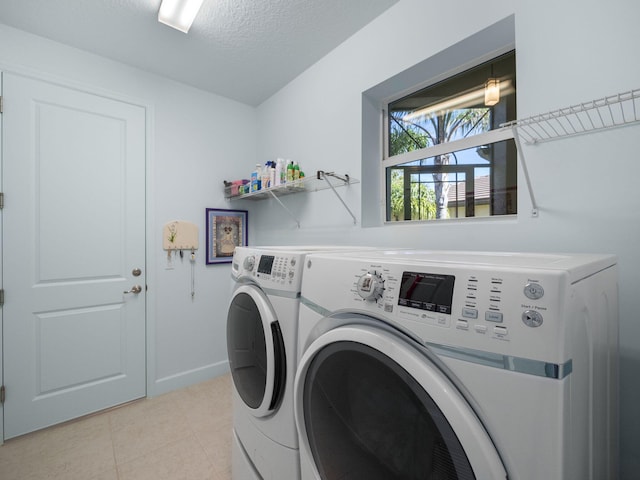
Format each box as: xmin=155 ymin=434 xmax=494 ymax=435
xmin=150 ymin=360 xmax=230 ymax=397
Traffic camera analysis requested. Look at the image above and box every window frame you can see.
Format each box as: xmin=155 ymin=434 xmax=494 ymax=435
xmin=380 ymin=58 xmax=516 ymax=224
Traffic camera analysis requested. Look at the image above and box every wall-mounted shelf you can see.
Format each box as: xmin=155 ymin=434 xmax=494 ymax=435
xmin=225 ymin=170 xmax=359 ymax=227
xmin=502 ymin=88 xmax=640 ymax=144
xmin=501 ymin=88 xmax=640 ymax=217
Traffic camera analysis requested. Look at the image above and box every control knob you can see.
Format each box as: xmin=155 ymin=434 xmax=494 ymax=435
xmin=243 ymin=255 xmax=256 ymax=272
xmin=357 ymin=271 xmax=384 ymax=301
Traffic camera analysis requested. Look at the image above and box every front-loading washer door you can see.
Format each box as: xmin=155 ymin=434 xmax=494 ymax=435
xmin=294 ymin=323 xmax=507 ymax=480
xmin=227 ymin=284 xmax=286 ymax=417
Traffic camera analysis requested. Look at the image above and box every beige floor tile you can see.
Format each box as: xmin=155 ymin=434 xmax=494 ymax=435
xmin=88 ymin=468 xmax=120 ymax=480
xmin=195 ymin=424 xmax=233 ymax=476
xmin=110 ymin=406 xmax=193 ymax=465
xmin=0 ymin=414 xmax=115 ymax=480
xmin=0 ymin=374 xmax=233 ymax=480
xmin=117 ymin=434 xmax=217 ymax=480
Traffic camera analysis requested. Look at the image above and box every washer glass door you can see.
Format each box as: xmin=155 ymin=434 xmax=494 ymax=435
xmin=296 ymin=325 xmax=506 ymax=480
xmin=227 ymin=285 xmax=286 ymax=416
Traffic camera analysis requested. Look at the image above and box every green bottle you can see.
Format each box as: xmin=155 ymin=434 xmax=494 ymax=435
xmin=293 ymin=161 xmax=300 ymax=181
xmin=286 ymin=160 xmax=294 ymax=183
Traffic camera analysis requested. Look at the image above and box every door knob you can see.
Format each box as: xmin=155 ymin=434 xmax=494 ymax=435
xmin=124 ymin=285 xmax=143 ymax=294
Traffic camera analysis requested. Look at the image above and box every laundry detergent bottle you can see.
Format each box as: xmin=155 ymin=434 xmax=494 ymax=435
xmin=251 ymin=164 xmax=261 ymax=192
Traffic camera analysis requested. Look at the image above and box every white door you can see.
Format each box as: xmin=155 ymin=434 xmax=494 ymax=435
xmin=1 ymin=72 xmax=147 ymax=439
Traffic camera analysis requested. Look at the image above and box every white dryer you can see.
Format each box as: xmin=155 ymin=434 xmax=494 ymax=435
xmin=295 ymin=250 xmax=618 ymax=480
xmin=227 ymin=245 xmax=375 ymax=480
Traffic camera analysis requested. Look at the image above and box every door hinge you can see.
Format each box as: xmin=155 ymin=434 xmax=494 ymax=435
xmin=0 ymin=289 xmax=4 ymax=306
xmin=0 ymin=386 xmax=5 ymax=404
xmin=0 ymin=95 xmax=3 ymax=114
xmin=0 ymin=192 xmax=4 ymax=209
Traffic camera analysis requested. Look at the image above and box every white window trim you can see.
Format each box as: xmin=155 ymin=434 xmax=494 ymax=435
xmin=382 ymin=126 xmax=514 ymax=170
xmin=381 ymin=122 xmax=516 ymax=225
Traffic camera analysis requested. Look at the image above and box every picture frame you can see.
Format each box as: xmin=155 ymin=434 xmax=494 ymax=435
xmin=205 ymin=208 xmax=248 ymax=264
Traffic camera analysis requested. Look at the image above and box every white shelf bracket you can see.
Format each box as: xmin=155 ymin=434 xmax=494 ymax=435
xmin=267 ymin=189 xmax=301 ymax=228
xmin=319 ymin=171 xmax=357 ymax=225
xmin=512 ymin=127 xmax=539 ymax=217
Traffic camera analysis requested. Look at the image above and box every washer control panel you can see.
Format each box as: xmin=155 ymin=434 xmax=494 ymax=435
xmin=344 ymin=262 xmax=557 ymax=351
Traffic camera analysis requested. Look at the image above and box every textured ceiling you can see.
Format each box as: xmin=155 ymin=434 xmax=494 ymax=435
xmin=0 ymin=0 xmax=399 ymax=105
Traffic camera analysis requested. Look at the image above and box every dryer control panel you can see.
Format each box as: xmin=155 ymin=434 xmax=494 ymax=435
xmin=232 ymin=248 xmax=304 ymax=293
xmin=256 ymin=254 xmax=298 ymax=284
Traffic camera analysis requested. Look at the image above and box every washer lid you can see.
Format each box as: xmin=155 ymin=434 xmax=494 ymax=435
xmin=294 ymin=323 xmax=507 ymax=480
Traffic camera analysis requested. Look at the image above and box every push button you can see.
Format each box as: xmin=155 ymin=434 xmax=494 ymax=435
xmin=524 ymin=282 xmax=544 ymax=300
xmin=522 ymin=310 xmax=544 ymax=328
xmin=494 ymin=326 xmax=508 ymax=336
xmin=456 ymin=320 xmax=469 ymax=331
xmin=485 ymin=311 xmax=503 ymax=323
xmin=475 ymin=324 xmax=488 ymax=334
xmin=462 ymin=307 xmax=478 ymax=319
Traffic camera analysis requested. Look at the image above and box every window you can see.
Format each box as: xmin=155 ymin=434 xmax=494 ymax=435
xmin=384 ymin=51 xmax=516 ymax=222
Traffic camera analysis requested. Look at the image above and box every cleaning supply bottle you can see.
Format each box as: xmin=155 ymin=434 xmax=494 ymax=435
xmin=269 ymin=163 xmax=276 ymax=188
xmin=293 ymin=161 xmax=300 ymax=181
xmin=251 ymin=164 xmax=261 ymax=192
xmin=281 ymin=159 xmax=288 ymax=185
xmin=262 ymin=161 xmax=271 ymax=190
xmin=286 ymin=160 xmax=294 ymax=183
xmin=275 ymin=158 xmax=283 ymax=186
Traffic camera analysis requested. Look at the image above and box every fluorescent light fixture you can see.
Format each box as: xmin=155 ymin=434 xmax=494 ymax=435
xmin=484 ymin=78 xmax=500 ymax=106
xmin=158 ymin=0 xmax=204 ymax=33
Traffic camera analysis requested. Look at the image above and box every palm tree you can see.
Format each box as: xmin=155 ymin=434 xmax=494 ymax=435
xmin=390 ymin=107 xmax=490 ymax=219
xmin=389 ymin=169 xmax=436 ymax=221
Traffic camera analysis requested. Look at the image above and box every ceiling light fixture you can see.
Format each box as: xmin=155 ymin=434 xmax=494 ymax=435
xmin=484 ymin=78 xmax=500 ymax=106
xmin=158 ymin=0 xmax=204 ymax=33
xmin=402 ymin=79 xmax=513 ymax=123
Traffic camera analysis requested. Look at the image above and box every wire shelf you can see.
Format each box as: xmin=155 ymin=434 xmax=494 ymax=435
xmin=225 ymin=171 xmax=357 ymax=201
xmin=502 ymin=88 xmax=640 ymax=144
xmin=225 ymin=171 xmax=359 ymax=227
xmin=502 ymin=88 xmax=640 ymax=217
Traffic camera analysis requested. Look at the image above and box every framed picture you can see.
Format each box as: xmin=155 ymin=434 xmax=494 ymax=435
xmin=205 ymin=208 xmax=248 ymax=264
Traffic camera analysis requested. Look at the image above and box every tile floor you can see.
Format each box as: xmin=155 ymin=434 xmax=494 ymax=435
xmin=0 ymin=374 xmax=233 ymax=480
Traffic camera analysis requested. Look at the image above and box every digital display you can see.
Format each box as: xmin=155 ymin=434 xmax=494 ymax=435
xmin=398 ymin=272 xmax=455 ymax=314
xmin=258 ymin=255 xmax=275 ymax=274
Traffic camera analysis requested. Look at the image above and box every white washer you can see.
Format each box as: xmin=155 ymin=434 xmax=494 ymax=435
xmin=295 ymin=250 xmax=618 ymax=480
xmin=227 ymin=245 xmax=375 ymax=480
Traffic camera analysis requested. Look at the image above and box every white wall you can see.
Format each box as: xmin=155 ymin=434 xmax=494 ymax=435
xmin=0 ymin=24 xmax=256 ymax=396
xmin=253 ymin=0 xmax=640 ymax=477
